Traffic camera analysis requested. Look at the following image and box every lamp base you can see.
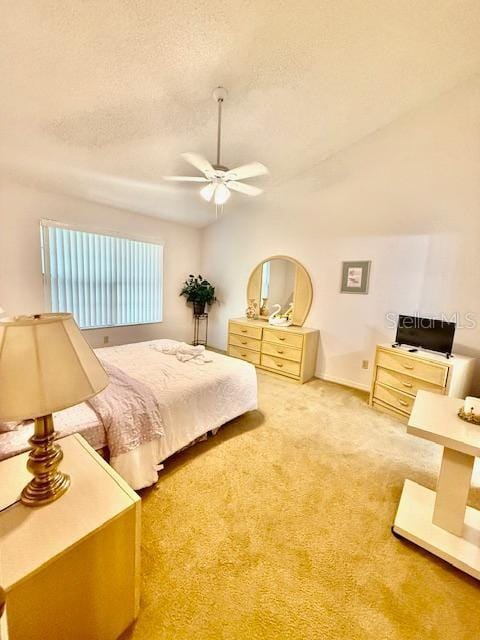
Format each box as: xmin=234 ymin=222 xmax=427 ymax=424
xmin=21 ymin=470 xmax=70 ymax=507
xmin=20 ymin=414 xmax=71 ymax=507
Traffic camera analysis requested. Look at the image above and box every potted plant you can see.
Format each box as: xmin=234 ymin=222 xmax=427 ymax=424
xmin=180 ymin=275 xmax=216 ymax=316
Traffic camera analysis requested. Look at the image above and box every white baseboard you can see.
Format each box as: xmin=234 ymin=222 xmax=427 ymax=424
xmin=316 ymin=372 xmax=370 ymax=393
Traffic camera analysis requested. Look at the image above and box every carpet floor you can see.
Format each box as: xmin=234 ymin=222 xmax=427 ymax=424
xmin=122 ymin=372 xmax=480 ymax=640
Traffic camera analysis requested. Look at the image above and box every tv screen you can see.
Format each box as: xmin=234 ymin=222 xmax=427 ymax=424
xmin=395 ymin=315 xmax=456 ymax=355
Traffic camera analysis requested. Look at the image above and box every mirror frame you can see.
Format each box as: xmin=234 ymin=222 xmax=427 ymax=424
xmin=247 ymin=255 xmax=313 ymax=326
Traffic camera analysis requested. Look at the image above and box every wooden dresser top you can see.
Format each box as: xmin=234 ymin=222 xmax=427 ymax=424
xmin=377 ymin=343 xmax=474 ymax=367
xmin=230 ymin=317 xmax=318 ymax=335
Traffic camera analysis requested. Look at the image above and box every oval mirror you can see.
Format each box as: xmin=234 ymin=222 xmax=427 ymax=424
xmin=247 ymin=255 xmax=313 ymax=326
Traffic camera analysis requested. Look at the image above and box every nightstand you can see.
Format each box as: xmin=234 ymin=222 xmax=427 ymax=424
xmin=0 ymin=434 xmax=141 ymax=640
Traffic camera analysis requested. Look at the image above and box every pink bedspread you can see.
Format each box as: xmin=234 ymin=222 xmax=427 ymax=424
xmin=0 ymin=404 xmax=105 ymax=462
xmin=88 ymin=360 xmax=165 ymax=457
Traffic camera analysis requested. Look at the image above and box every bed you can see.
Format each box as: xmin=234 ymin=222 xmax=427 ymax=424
xmin=0 ymin=339 xmax=258 ymax=489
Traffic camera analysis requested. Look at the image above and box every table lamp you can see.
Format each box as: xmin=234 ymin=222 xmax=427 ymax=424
xmin=0 ymin=313 xmax=109 ymax=506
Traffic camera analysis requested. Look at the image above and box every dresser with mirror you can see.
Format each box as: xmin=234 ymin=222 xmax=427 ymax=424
xmin=228 ymin=255 xmax=319 ymax=383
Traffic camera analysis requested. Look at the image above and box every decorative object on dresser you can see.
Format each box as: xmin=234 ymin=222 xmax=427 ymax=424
xmin=458 ymin=396 xmax=480 ymax=425
xmin=180 ymin=274 xmax=216 ymax=316
xmin=268 ymin=302 xmax=293 ymax=326
xmin=0 ymin=434 xmax=140 ymax=640
xmin=246 ymin=298 xmax=258 ymax=320
xmin=228 ymin=319 xmax=319 ymax=383
xmin=0 ymin=313 xmax=109 ymax=506
xmin=340 ymin=260 xmax=371 ymax=294
xmin=247 ymin=255 xmax=313 ymax=326
xmin=259 ymin=298 xmax=269 ymax=317
xmin=369 ymin=344 xmax=475 ymax=422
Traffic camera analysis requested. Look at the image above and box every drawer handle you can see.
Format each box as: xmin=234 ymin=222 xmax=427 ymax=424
xmin=241 ymin=341 xmax=248 ymax=345
xmin=241 ymin=329 xmax=247 ymax=333
xmin=402 ymin=382 xmax=413 ymax=388
xmin=402 ymin=364 xmax=414 ymax=370
xmin=398 ymin=400 xmax=408 ymax=407
xmin=241 ymin=353 xmax=247 ymax=357
xmin=276 ymin=363 xmax=284 ymax=368
xmin=279 ymin=337 xmax=286 ymax=341
xmin=277 ymin=350 xmax=284 ymax=354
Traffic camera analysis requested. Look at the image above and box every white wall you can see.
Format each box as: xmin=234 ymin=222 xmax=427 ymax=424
xmin=201 ymin=77 xmax=480 ymax=391
xmin=0 ymin=182 xmax=201 ymax=347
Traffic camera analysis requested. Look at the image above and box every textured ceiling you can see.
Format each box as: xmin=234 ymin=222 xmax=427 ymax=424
xmin=1 ymin=1 xmax=480 ymax=226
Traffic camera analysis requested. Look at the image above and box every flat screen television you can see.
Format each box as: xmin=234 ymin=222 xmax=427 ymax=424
xmin=395 ymin=315 xmax=456 ymax=356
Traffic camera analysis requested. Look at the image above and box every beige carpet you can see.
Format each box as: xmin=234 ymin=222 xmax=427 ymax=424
xmin=122 ymin=372 xmax=480 ymax=640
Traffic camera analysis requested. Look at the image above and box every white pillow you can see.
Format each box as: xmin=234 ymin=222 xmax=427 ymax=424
xmin=0 ymin=421 xmax=22 ymax=433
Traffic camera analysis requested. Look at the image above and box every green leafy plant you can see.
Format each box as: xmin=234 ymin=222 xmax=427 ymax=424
xmin=180 ymin=275 xmax=216 ymax=306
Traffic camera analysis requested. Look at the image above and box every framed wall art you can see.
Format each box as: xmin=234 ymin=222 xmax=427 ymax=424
xmin=340 ymin=261 xmax=371 ymax=294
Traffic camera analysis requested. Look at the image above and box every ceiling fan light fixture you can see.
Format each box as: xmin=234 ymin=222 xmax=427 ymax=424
xmin=200 ymin=183 xmax=216 ymax=202
xmin=214 ymin=183 xmax=231 ymax=205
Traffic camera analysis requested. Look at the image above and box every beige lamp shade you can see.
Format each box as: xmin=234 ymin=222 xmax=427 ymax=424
xmin=0 ymin=313 xmax=109 ymax=421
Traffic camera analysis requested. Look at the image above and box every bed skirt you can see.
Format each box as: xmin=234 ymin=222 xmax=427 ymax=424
xmin=110 ymin=426 xmax=222 ymax=490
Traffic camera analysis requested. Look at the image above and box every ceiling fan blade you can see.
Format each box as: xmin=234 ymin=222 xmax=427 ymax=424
xmin=200 ymin=182 xmax=217 ymax=202
xmin=163 ymin=176 xmax=209 ymax=182
xmin=181 ymin=152 xmax=215 ymax=177
xmin=225 ymin=162 xmax=268 ymax=181
xmin=228 ymin=181 xmax=263 ymax=197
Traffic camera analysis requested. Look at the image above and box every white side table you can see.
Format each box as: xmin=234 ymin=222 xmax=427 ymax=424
xmin=0 ymin=434 xmax=141 ymax=640
xmin=393 ymin=390 xmax=480 ymax=578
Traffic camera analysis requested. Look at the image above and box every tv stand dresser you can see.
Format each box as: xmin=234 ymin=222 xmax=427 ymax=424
xmin=369 ymin=344 xmax=475 ymax=421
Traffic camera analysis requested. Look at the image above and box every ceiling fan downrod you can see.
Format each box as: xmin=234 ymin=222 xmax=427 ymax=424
xmin=213 ymin=87 xmax=228 ymax=170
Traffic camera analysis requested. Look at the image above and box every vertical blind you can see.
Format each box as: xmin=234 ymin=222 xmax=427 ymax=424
xmin=41 ymin=222 xmax=163 ymax=329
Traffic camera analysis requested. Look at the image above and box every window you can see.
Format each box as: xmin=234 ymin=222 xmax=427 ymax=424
xmin=41 ymin=221 xmax=163 ymax=329
xmin=261 ymin=260 xmax=270 ymax=299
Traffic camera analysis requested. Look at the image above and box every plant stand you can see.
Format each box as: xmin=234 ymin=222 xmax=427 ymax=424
xmin=193 ymin=313 xmax=208 ymax=347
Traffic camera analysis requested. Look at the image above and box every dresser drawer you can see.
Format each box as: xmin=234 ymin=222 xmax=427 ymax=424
xmin=373 ymin=382 xmax=415 ymax=415
xmin=376 ymin=367 xmax=444 ymax=397
xmin=229 ymin=323 xmax=263 ymax=340
xmin=261 ymin=353 xmax=301 ymax=377
xmin=376 ymin=350 xmax=448 ymax=386
xmin=229 ymin=333 xmax=261 ymax=352
xmin=263 ymin=328 xmax=303 ymax=349
xmin=228 ymin=345 xmax=261 ymax=365
xmin=261 ymin=341 xmax=302 ymax=362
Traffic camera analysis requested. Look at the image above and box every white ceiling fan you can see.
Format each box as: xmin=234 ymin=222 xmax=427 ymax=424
xmin=163 ymin=87 xmax=268 ymax=206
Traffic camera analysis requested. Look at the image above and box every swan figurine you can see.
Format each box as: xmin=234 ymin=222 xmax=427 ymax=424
xmin=268 ymin=303 xmax=293 ymax=327
xmin=268 ymin=303 xmax=281 ymax=323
